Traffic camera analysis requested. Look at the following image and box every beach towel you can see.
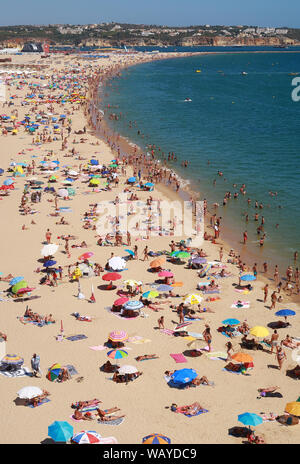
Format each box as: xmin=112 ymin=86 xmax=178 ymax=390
xmin=231 ymin=302 xmax=250 ymax=309
xmin=65 ymin=365 xmax=78 ymax=376
xmin=184 ymin=408 xmax=209 ymax=418
xmin=129 ymin=338 xmax=151 ymax=344
xmin=0 ymin=366 xmax=31 ymax=378
xmin=205 ymin=351 xmax=227 ymax=360
xmin=160 ymin=329 xmax=175 ymax=336
xmin=234 ymin=289 xmax=250 ymax=294
xmin=184 ymin=317 xmax=203 ymax=321
xmin=89 ymin=345 xmax=106 ymax=351
xmin=183 ymin=336 xmax=197 ymax=341
xmin=222 ymin=368 xmax=242 ymax=375
xmin=174 ymin=322 xmax=192 ymax=331
xmin=27 ymin=398 xmax=50 ymax=408
xmin=203 ymin=290 xmax=220 ymax=294
xmin=222 ymin=330 xmax=241 ymax=338
xmin=98 ymin=436 xmax=118 ymax=444
xmin=65 ymin=334 xmax=87 ymax=341
xmin=187 ymin=332 xmax=203 ymax=339
xmin=170 ymin=353 xmax=187 ymax=363
xmin=97 ymin=417 xmax=125 ymax=426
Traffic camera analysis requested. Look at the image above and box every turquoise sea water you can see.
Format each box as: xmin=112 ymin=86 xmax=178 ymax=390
xmin=101 ymin=50 xmax=300 ymax=269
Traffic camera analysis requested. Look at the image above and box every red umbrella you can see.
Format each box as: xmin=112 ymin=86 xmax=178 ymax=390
xmin=114 ymin=297 xmax=129 ymax=306
xmin=102 ymin=273 xmax=121 ymax=281
xmin=158 ymin=271 xmax=174 ymax=278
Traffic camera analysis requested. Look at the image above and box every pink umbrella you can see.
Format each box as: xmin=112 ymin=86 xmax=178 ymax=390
xmin=78 ymin=252 xmax=94 ymax=260
xmin=17 ymin=287 xmax=35 ymax=294
xmin=114 ymin=297 xmax=129 ymax=306
xmin=158 ymin=271 xmax=174 ymax=278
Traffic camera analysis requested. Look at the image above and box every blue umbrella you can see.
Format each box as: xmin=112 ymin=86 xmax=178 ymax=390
xmin=128 ymin=177 xmax=136 ymax=183
xmin=240 ymin=274 xmax=256 ymax=281
xmin=157 ymin=284 xmax=173 ymax=292
xmin=3 ymin=178 xmax=14 ymax=186
xmin=90 ymin=159 xmax=99 ymax=166
xmin=0 ymin=169 xmax=4 ymax=174
xmin=48 ymin=421 xmax=73 ymax=442
xmin=123 ymin=300 xmax=144 ymax=310
xmin=171 ymin=368 xmax=197 ymax=386
xmin=44 ymin=260 xmax=57 ymax=267
xmin=238 ymin=412 xmax=263 ymax=427
xmin=9 ymin=276 xmax=25 ymax=286
xmin=124 ymin=249 xmax=135 ymax=256
xmin=222 ymin=318 xmax=240 ymax=326
xmin=275 ymin=309 xmax=296 ymax=317
xmin=145 ymin=182 xmax=154 ymax=187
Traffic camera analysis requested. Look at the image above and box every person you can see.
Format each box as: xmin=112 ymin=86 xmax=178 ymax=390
xmin=45 ymin=229 xmax=51 ymax=244
xmin=97 ymin=408 xmax=125 ymax=422
xmin=203 ymin=324 xmax=212 ymax=352
xmin=281 ymin=335 xmax=300 ymax=349
xmin=31 ymin=353 xmax=42 ymax=377
xmin=226 ymin=341 xmax=234 ymax=360
xmin=263 ymin=284 xmax=268 ymax=303
xmin=270 ymin=330 xmax=279 ymax=354
xmin=270 ymin=291 xmax=277 ymax=310
xmin=257 ymin=386 xmax=280 ymax=398
xmin=0 ymin=331 xmax=7 ymax=341
xmin=135 ymin=354 xmax=159 ymax=361
xmin=276 ymin=346 xmax=287 ymax=370
xmin=157 ymin=316 xmax=164 ymax=329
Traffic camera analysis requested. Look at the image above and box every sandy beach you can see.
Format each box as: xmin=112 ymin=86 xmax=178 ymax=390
xmin=0 ymin=51 xmax=299 ymax=445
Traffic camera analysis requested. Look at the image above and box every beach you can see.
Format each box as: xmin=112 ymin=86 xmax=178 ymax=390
xmin=0 ymin=51 xmax=299 ymax=445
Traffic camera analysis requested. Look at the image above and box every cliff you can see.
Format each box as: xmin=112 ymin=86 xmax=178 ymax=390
xmin=180 ymin=35 xmax=297 ymax=46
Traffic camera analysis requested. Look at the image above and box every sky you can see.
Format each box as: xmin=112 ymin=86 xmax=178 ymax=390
xmin=1 ymin=0 xmax=300 ymax=28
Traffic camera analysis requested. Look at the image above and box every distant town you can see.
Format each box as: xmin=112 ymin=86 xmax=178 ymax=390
xmin=0 ymin=22 xmax=299 ymax=49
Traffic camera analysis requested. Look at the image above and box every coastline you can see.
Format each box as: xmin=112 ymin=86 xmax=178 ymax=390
xmin=86 ymin=52 xmax=300 ymax=302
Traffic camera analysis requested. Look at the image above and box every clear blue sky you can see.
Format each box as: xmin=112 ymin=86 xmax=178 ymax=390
xmin=1 ymin=0 xmax=299 ymax=28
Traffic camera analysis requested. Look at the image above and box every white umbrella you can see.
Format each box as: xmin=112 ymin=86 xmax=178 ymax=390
xmin=292 ymin=348 xmax=300 ymax=364
xmin=118 ymin=365 xmax=138 ymax=375
xmin=17 ymin=386 xmax=43 ymax=399
xmin=68 ymin=170 xmax=78 ymax=176
xmin=41 ymin=243 xmax=59 ymax=256
xmin=108 ymin=257 xmax=126 ymax=271
xmin=58 ymin=188 xmax=69 ymax=197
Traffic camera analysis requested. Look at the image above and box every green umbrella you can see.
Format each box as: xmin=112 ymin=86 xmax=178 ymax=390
xmin=67 ymin=187 xmax=76 ymax=196
xmin=12 ymin=280 xmax=28 ymax=294
xmin=170 ymin=251 xmax=191 ymax=259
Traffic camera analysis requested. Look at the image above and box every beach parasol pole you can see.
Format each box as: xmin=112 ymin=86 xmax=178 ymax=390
xmin=89 ymin=283 xmax=96 ymax=303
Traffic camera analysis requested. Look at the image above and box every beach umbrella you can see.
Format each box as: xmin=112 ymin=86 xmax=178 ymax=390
xmin=9 ymin=276 xmax=24 ymax=286
xmin=285 ymin=402 xmax=300 ymax=416
xmin=71 ymin=430 xmax=102 ymax=444
xmin=107 ymin=349 xmax=128 ymax=360
xmin=102 ymin=273 xmax=121 ymax=282
xmin=250 ymin=326 xmax=269 ymax=338
xmin=123 ymin=279 xmax=139 ymax=287
xmin=142 ymin=290 xmax=159 ymax=299
xmin=128 ymin=177 xmax=136 ymax=183
xmin=150 ymin=257 xmax=166 ymax=268
xmin=58 ymin=188 xmax=69 ymax=197
xmin=156 ymin=284 xmax=173 ymax=292
xmin=11 ymin=281 xmax=28 ymax=294
xmin=44 ymin=260 xmax=57 ymax=267
xmin=47 ymin=363 xmax=62 ymax=381
xmin=222 ymin=318 xmax=240 ymax=326
xmin=108 ymin=256 xmax=126 ymax=271
xmin=184 ymin=293 xmax=203 ymax=305
xmin=114 ymin=297 xmax=129 ymax=306
xmin=171 ymin=368 xmax=197 ymax=386
xmin=145 ymin=182 xmax=154 ymax=187
xmin=190 ymin=256 xmax=207 ymax=264
xmin=17 ymin=386 xmax=43 ymax=399
xmin=67 ymin=188 xmax=76 ymax=196
xmin=2 ymin=354 xmax=24 ymax=365
xmin=41 ymin=244 xmax=59 ymax=256
xmin=142 ymin=434 xmax=171 ymax=444
xmin=170 ymin=251 xmax=191 ymax=259
xmin=89 ymin=178 xmax=100 ymax=186
xmin=123 ymin=300 xmax=144 ymax=311
xmin=232 ymin=353 xmax=253 ymax=363
xmin=158 ymin=271 xmax=173 ymax=278
xmin=275 ymin=309 xmax=296 ymax=317
xmin=90 ymin=159 xmax=99 ymax=166
xmin=68 ymin=170 xmax=78 ymax=176
xmin=124 ymin=249 xmax=134 ymax=256
xmin=3 ymin=178 xmax=14 ymax=186
xmin=109 ymin=330 xmax=128 ymax=343
xmin=78 ymin=252 xmax=94 ymax=260
xmin=238 ymin=412 xmax=263 ymax=427
xmin=0 ymin=169 xmax=4 ymax=174
xmin=240 ymin=274 xmax=256 ymax=282
xmin=48 ymin=421 xmax=73 ymax=443
xmin=118 ymin=365 xmax=137 ymax=375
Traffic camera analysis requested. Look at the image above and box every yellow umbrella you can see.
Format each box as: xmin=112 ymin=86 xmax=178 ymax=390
xmin=250 ymin=326 xmax=269 ymax=338
xmin=285 ymin=402 xmax=300 ymax=416
xmin=124 ymin=279 xmax=139 ymax=287
xmin=184 ymin=293 xmax=203 ymax=305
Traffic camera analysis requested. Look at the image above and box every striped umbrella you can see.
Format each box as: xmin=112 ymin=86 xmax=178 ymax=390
xmin=47 ymin=363 xmax=62 ymax=381
xmin=71 ymin=430 xmax=102 ymax=444
xmin=107 ymin=349 xmax=128 ymax=360
xmin=123 ymin=300 xmax=144 ymax=311
xmin=108 ymin=330 xmax=128 ymax=342
xmin=2 ymin=354 xmax=24 ymax=365
xmin=9 ymin=276 xmax=24 ymax=286
xmin=156 ymin=284 xmax=173 ymax=292
xmin=142 ymin=433 xmax=171 ymax=444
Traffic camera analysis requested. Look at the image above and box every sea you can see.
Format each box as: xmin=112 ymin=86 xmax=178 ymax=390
xmin=100 ymin=46 xmax=300 ymax=271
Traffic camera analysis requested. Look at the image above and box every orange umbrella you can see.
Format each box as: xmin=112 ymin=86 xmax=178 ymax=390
xmin=232 ymin=353 xmax=253 ymax=363
xmin=150 ymin=257 xmax=166 ymax=268
xmin=171 ymin=282 xmax=183 ymax=287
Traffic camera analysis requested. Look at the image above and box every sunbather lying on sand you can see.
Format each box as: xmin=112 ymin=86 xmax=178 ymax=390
xmin=72 ymin=398 xmax=101 ymax=409
xmin=0 ymin=274 xmax=14 ymax=282
xmin=281 ymin=335 xmax=300 ymax=348
xmin=73 ymin=407 xmax=94 ymax=421
xmin=173 ymin=402 xmax=205 ymax=415
xmin=190 ymin=376 xmax=212 ymax=386
xmin=27 ymin=390 xmax=50 ymax=407
xmin=135 ymin=354 xmax=159 ymax=361
xmin=258 ymin=387 xmax=280 ymax=397
xmin=97 ymin=408 xmax=125 ymax=421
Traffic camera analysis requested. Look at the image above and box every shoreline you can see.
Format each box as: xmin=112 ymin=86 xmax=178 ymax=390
xmin=85 ymin=52 xmax=300 ymax=302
